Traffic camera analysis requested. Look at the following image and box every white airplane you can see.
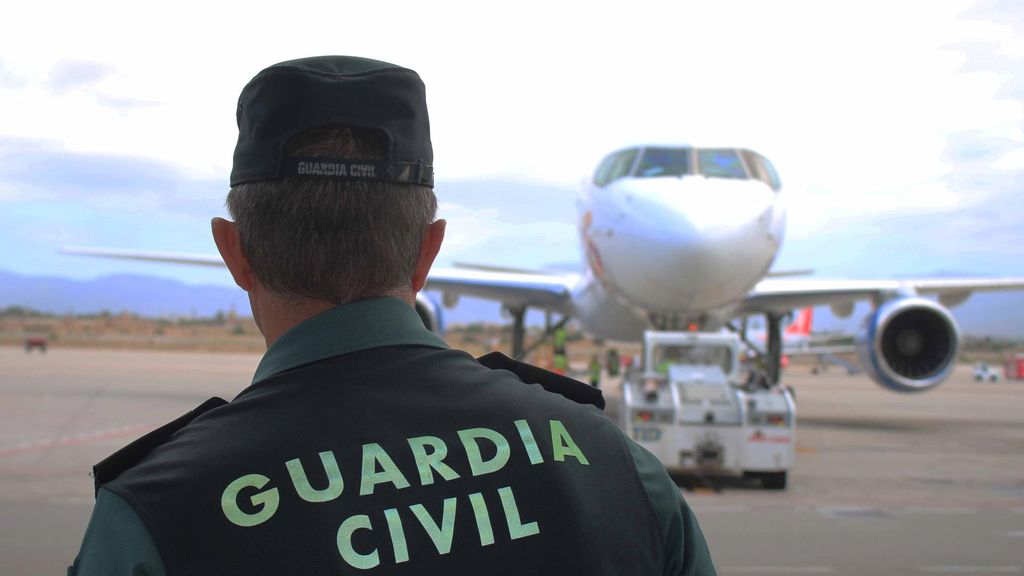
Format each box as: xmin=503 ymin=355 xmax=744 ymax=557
xmin=64 ymin=145 xmax=1024 ymax=393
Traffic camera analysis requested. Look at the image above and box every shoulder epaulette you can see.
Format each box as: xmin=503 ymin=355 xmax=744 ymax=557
xmin=92 ymin=396 xmax=228 ymax=496
xmin=477 ymin=352 xmax=605 ymax=410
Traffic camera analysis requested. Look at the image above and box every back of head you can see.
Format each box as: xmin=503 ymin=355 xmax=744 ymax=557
xmin=226 ymin=56 xmax=437 ymax=304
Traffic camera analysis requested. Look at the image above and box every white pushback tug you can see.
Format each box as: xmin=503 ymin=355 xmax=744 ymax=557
xmin=620 ymin=331 xmax=796 ymax=489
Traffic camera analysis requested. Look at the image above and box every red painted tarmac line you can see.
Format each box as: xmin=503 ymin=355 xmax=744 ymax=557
xmin=0 ymin=425 xmax=154 ymax=458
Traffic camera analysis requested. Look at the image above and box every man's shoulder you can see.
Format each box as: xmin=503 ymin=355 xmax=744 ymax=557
xmin=93 ymin=397 xmax=228 ymax=496
xmin=308 ymin=345 xmax=607 ymax=412
xmin=475 ymin=351 xmax=605 ymax=409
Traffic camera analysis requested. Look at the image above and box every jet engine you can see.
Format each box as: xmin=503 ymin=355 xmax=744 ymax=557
xmin=856 ymin=298 xmax=960 ymax=393
xmin=415 ymin=292 xmax=446 ymax=336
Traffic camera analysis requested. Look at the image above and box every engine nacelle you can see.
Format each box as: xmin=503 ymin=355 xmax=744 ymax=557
xmin=856 ymin=298 xmax=960 ymax=393
xmin=415 ymin=292 xmax=446 ymax=337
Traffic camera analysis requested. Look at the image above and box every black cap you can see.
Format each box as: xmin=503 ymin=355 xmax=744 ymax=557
xmin=230 ymin=56 xmax=433 ymax=188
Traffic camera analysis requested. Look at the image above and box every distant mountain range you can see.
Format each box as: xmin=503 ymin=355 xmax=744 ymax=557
xmin=0 ymin=270 xmax=251 ymax=318
xmin=1 ymin=269 xmax=1022 ymax=338
xmin=0 ymin=269 xmax=507 ymax=326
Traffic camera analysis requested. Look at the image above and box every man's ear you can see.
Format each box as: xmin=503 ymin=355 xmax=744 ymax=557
xmin=412 ymin=219 xmax=446 ymax=293
xmin=211 ymin=217 xmax=255 ymax=292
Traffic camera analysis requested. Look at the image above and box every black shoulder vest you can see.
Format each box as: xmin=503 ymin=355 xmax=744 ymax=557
xmin=100 ymin=347 xmax=665 ymax=575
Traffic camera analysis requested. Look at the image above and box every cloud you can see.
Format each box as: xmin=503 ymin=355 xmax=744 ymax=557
xmin=0 ymin=1 xmax=1019 ymax=297
xmin=0 ymin=136 xmax=181 ymax=196
xmin=85 ymin=190 xmax=164 ymax=212
xmin=45 ymin=59 xmax=115 ymax=95
xmin=941 ymin=2 xmax=1024 ymax=183
xmin=0 ymin=140 xmax=580 ymax=284
xmin=0 ymin=181 xmax=28 ymax=203
xmin=0 ymin=137 xmax=228 ymax=256
xmin=434 ymin=178 xmax=579 ymax=268
xmin=943 ymin=128 xmax=1015 ymax=164
xmin=991 ymin=148 xmax=1024 ymax=170
xmin=0 ymin=140 xmax=229 ymax=286
xmin=96 ymin=93 xmax=161 ymax=113
xmin=776 ymin=192 xmax=1024 ymax=282
xmin=779 ymin=2 xmax=1023 ymax=244
xmin=0 ymin=59 xmax=27 ymax=89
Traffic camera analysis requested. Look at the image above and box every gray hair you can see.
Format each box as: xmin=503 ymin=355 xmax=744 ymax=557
xmin=226 ymin=127 xmax=437 ymax=304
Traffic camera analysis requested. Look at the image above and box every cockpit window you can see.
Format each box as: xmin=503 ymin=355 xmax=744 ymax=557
xmin=635 ymin=147 xmax=691 ymax=178
xmin=698 ymin=149 xmax=748 ymax=180
xmin=593 ymin=149 xmax=638 ymax=186
xmin=741 ymin=149 xmax=782 ymax=191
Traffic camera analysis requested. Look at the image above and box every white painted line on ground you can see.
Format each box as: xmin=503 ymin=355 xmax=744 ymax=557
xmin=721 ymin=567 xmax=834 ymax=574
xmin=918 ymin=567 xmax=1023 ymax=574
xmin=903 ymin=507 xmax=978 ymax=515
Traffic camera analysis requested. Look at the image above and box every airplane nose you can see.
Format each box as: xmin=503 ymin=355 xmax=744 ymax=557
xmin=618 ymin=179 xmax=776 ymax=247
xmin=595 ymin=178 xmax=781 ymax=313
xmin=632 ymin=180 xmax=773 ymax=236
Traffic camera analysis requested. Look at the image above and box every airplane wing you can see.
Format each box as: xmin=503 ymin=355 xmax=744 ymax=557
xmin=739 ymin=277 xmax=1024 ymax=315
xmin=61 ymin=245 xmax=578 ymax=314
xmin=62 ymin=246 xmax=225 ymax=267
xmin=426 ymin=267 xmax=577 ymax=313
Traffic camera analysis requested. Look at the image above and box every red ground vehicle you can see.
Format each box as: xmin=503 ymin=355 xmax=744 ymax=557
xmin=1004 ymin=354 xmax=1024 ymax=380
xmin=24 ymin=337 xmax=47 ymax=353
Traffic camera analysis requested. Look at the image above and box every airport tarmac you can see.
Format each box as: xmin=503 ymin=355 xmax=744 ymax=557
xmin=1 ymin=345 xmax=1022 ymax=575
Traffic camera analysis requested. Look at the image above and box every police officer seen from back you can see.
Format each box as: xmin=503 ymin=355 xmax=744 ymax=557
xmin=70 ymin=55 xmax=717 ymax=575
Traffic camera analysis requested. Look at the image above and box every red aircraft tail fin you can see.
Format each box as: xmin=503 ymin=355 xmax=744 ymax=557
xmin=785 ymin=307 xmax=813 ymax=336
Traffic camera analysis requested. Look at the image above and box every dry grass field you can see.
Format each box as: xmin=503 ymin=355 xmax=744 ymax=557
xmin=0 ymin=307 xmax=650 ymax=371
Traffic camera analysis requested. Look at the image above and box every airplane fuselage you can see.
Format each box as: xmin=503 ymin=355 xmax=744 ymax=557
xmin=572 ymin=146 xmax=785 ymax=340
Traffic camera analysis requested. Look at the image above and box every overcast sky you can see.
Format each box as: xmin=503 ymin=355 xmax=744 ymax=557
xmin=0 ymin=0 xmax=1021 ymax=290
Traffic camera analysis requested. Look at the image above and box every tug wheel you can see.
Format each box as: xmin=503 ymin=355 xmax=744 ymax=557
xmin=746 ymin=471 xmax=787 ymax=490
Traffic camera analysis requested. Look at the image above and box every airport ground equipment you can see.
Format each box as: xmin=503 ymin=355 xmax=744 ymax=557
xmin=973 ymin=362 xmax=1000 ymax=382
xmin=621 ymin=331 xmax=796 ymax=489
xmin=1003 ymin=354 xmax=1024 ymax=380
xmin=24 ymin=337 xmax=47 ymax=353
